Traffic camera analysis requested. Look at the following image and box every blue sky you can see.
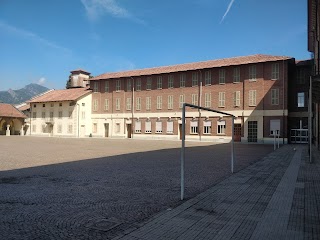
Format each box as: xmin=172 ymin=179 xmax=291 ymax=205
xmin=0 ymin=0 xmax=310 ymax=91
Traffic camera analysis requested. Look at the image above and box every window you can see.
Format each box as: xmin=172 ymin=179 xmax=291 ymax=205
xmin=32 ymin=112 xmax=36 ymax=119
xmin=69 ymin=111 xmax=73 ymax=119
xmin=93 ymin=82 xmax=99 ymax=92
xmin=146 ymin=77 xmax=152 ymax=90
xmin=136 ymin=78 xmax=141 ymax=91
xmin=156 ymin=121 xmax=162 ymax=133
xmin=58 ymin=111 xmax=62 ymax=119
xmin=93 ymin=123 xmax=97 ymax=133
xmin=68 ymin=124 xmax=73 ymax=134
xmin=248 ymin=121 xmax=258 ymax=142
xmin=249 ymin=65 xmax=257 ymax=81
xmin=249 ymin=90 xmax=257 ymax=106
xmin=298 ymin=92 xmax=305 ymax=107
xmin=219 ymin=92 xmax=225 ymax=107
xmin=157 ymin=76 xmax=162 ymax=89
xmin=271 ymin=89 xmax=279 ymax=105
xmin=205 ymin=71 xmax=211 ymax=85
xmin=81 ymin=111 xmax=85 ymax=119
xmin=42 ymin=104 xmax=45 ymax=107
xmin=145 ymin=121 xmax=152 ymax=133
xmin=104 ymin=99 xmax=109 ymax=110
xmin=167 ymin=121 xmax=173 ymax=134
xmin=233 ymin=91 xmax=240 ymax=107
xmin=205 ymin=93 xmax=211 ymax=108
xmin=32 ymin=125 xmax=36 ymax=133
xmin=271 ymin=63 xmax=279 ymax=80
xmin=57 ymin=124 xmax=62 ymax=133
xmin=179 ymin=94 xmax=185 ymax=109
xmin=116 ymin=98 xmax=120 ymax=111
xmin=157 ymin=96 xmax=162 ymax=109
xmin=33 ymin=104 xmax=37 ymax=108
xmin=59 ymin=103 xmax=62 ymax=107
xmin=50 ymin=103 xmax=54 ymax=107
xmin=217 ymin=120 xmax=226 ymax=134
xmin=233 ymin=67 xmax=240 ymax=83
xmin=180 ymin=73 xmax=186 ymax=87
xmin=127 ymin=79 xmax=132 ymax=92
xmin=146 ymin=97 xmax=151 ymax=110
xmin=126 ymin=98 xmax=131 ymax=110
xmin=219 ymin=69 xmax=225 ymax=84
xmin=168 ymin=95 xmax=173 ymax=109
xmin=116 ymin=80 xmax=121 ymax=92
xmin=192 ymin=94 xmax=198 ymax=106
xmin=93 ymin=99 xmax=98 ymax=111
xmin=270 ymin=119 xmax=280 ymax=136
xmin=82 ymin=103 xmax=85 ymax=106
xmin=192 ymin=72 xmax=198 ymax=86
xmin=168 ymin=75 xmax=174 ymax=88
xmin=203 ymin=121 xmax=212 ymax=134
xmin=136 ymin=97 xmax=141 ymax=110
xmin=135 ymin=121 xmax=141 ymax=133
xmin=41 ymin=112 xmax=45 ymax=119
xmin=190 ymin=121 xmax=198 ymax=134
xmin=105 ymin=81 xmax=109 ymax=92
xmin=50 ymin=112 xmax=53 ymax=120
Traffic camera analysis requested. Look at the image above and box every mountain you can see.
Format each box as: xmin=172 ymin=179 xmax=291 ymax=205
xmin=0 ymin=84 xmax=50 ymax=104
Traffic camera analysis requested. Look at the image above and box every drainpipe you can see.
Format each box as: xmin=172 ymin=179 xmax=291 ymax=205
xmin=130 ymin=76 xmax=135 ymax=139
xmin=198 ymin=70 xmax=202 ymax=141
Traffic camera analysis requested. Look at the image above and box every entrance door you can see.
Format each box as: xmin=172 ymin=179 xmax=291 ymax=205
xmin=127 ymin=124 xmax=132 ymax=138
xmin=248 ymin=121 xmax=258 ymax=142
xmin=104 ymin=123 xmax=109 ymax=137
xmin=234 ymin=124 xmax=241 ymax=142
xmin=179 ymin=124 xmax=182 ymax=140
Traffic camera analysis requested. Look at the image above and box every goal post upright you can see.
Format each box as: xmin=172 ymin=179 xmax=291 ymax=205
xmin=181 ymin=103 xmax=235 ymax=200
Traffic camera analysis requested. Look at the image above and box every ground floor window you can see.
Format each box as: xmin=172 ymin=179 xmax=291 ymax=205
xmin=135 ymin=121 xmax=141 ymax=133
xmin=203 ymin=121 xmax=212 ymax=134
xmin=167 ymin=121 xmax=173 ymax=134
xmin=270 ymin=119 xmax=280 ymax=136
xmin=156 ymin=121 xmax=162 ymax=133
xmin=190 ymin=121 xmax=198 ymax=134
xmin=248 ymin=121 xmax=258 ymax=142
xmin=145 ymin=121 xmax=151 ymax=133
xmin=217 ymin=120 xmax=226 ymax=134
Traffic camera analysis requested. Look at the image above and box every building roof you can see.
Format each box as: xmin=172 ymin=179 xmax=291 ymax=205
xmin=296 ymin=59 xmax=313 ymax=66
xmin=17 ymin=103 xmax=30 ymax=111
xmin=0 ymin=103 xmax=27 ymax=118
xmin=28 ymin=88 xmax=92 ymax=103
xmin=90 ymin=54 xmax=293 ymax=81
xmin=70 ymin=69 xmax=91 ymax=75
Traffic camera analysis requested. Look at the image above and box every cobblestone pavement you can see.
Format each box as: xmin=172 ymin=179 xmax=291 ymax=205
xmin=0 ymin=136 xmax=274 ymax=240
xmin=116 ymin=145 xmax=320 ymax=240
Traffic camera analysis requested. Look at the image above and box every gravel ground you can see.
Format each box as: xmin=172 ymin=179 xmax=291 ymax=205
xmin=0 ymin=136 xmax=274 ymax=240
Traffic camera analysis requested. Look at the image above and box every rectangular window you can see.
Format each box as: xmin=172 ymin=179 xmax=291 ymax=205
xmin=81 ymin=111 xmax=85 ymax=119
xmin=179 ymin=94 xmax=185 ymax=109
xmin=180 ymin=73 xmax=186 ymax=87
xmin=298 ymin=92 xmax=305 ymax=107
xmin=233 ymin=91 xmax=240 ymax=107
xmin=136 ymin=97 xmax=141 ymax=111
xmin=136 ymin=78 xmax=141 ymax=91
xmin=168 ymin=95 xmax=173 ymax=109
xmin=249 ymin=90 xmax=257 ymax=106
xmin=126 ymin=98 xmax=131 ymax=111
xmin=104 ymin=99 xmax=109 ymax=110
xmin=116 ymin=80 xmax=121 ymax=92
xmin=57 ymin=124 xmax=62 ymax=133
xmin=192 ymin=94 xmax=198 ymax=106
xmin=233 ymin=67 xmax=240 ymax=83
xmin=68 ymin=124 xmax=73 ymax=134
xmin=146 ymin=97 xmax=151 ymax=110
xmin=219 ymin=92 xmax=225 ymax=107
xmin=50 ymin=103 xmax=54 ymax=107
xmin=190 ymin=121 xmax=198 ymax=134
xmin=205 ymin=93 xmax=211 ymax=108
xmin=42 ymin=104 xmax=45 ymax=107
xmin=271 ymin=89 xmax=279 ymax=105
xmin=271 ymin=63 xmax=279 ymax=80
xmin=203 ymin=121 xmax=212 ymax=134
xmin=192 ymin=72 xmax=198 ymax=86
xmin=41 ymin=112 xmax=45 ymax=119
xmin=157 ymin=76 xmax=162 ymax=89
xmin=50 ymin=112 xmax=53 ymax=120
xmin=217 ymin=120 xmax=226 ymax=134
xmin=59 ymin=103 xmax=62 ymax=107
xmin=127 ymin=79 xmax=132 ymax=92
xmin=58 ymin=111 xmax=62 ymax=119
xmin=93 ymin=123 xmax=97 ymax=133
xmin=168 ymin=75 xmax=174 ymax=88
xmin=157 ymin=96 xmax=162 ymax=110
xmin=105 ymin=81 xmax=109 ymax=92
xmin=93 ymin=99 xmax=98 ymax=111
xmin=116 ymin=98 xmax=120 ymax=111
xmin=156 ymin=121 xmax=162 ymax=133
xmin=167 ymin=121 xmax=173 ymax=134
xmin=249 ymin=65 xmax=257 ymax=81
xmin=146 ymin=77 xmax=152 ymax=90
xmin=32 ymin=112 xmax=36 ymax=119
xmin=219 ymin=69 xmax=225 ymax=84
xmin=93 ymin=82 xmax=99 ymax=92
xmin=270 ymin=119 xmax=280 ymax=136
xmin=135 ymin=121 xmax=141 ymax=133
xmin=145 ymin=121 xmax=152 ymax=133
xmin=205 ymin=71 xmax=211 ymax=85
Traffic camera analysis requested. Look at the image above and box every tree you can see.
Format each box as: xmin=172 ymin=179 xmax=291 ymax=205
xmin=66 ymin=74 xmax=72 ymax=89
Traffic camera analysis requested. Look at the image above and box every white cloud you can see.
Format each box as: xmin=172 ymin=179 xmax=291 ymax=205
xmin=37 ymin=77 xmax=46 ymax=85
xmin=220 ymin=0 xmax=236 ymax=23
xmin=0 ymin=20 xmax=71 ymax=54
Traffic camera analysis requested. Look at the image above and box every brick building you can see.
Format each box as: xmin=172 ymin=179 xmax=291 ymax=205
xmin=89 ymin=54 xmax=295 ymax=143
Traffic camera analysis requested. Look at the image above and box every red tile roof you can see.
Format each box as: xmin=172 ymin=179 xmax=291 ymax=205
xmin=70 ymin=69 xmax=91 ymax=75
xmin=0 ymin=103 xmax=27 ymax=118
xmin=17 ymin=103 xmax=30 ymax=111
xmin=28 ymin=88 xmax=92 ymax=103
xmin=90 ymin=54 xmax=293 ymax=80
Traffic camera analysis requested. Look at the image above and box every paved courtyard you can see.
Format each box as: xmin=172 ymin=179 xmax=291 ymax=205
xmin=0 ymin=137 xmax=274 ymax=240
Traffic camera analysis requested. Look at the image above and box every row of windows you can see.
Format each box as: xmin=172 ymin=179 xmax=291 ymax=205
xmin=32 ymin=110 xmax=73 ymax=120
xmin=31 ymin=124 xmax=73 ymax=133
xmin=32 ymin=103 xmax=86 ymax=108
xmin=92 ymin=89 xmax=280 ymax=111
xmin=93 ymin=63 xmax=280 ymax=93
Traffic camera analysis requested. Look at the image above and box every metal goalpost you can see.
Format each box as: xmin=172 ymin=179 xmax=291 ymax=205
xmin=180 ymin=103 xmax=236 ymax=200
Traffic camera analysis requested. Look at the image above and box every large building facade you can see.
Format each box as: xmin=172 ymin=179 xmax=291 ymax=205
xmin=89 ymin=54 xmax=295 ymax=143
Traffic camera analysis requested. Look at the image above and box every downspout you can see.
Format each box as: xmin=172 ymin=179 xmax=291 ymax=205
xmin=130 ymin=76 xmax=135 ymax=139
xmin=282 ymin=59 xmax=285 ymax=144
xmin=198 ymin=70 xmax=202 ymax=141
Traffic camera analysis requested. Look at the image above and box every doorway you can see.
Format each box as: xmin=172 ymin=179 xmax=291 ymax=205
xmin=127 ymin=124 xmax=132 ymax=138
xmin=104 ymin=123 xmax=109 ymax=137
xmin=179 ymin=124 xmax=182 ymax=140
xmin=248 ymin=121 xmax=258 ymax=142
xmin=234 ymin=124 xmax=242 ymax=142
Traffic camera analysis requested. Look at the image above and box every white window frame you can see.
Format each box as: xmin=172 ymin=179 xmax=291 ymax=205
xmin=146 ymin=77 xmax=152 ymax=90
xmin=166 ymin=121 xmax=173 ymax=134
xmin=271 ymin=63 xmax=279 ymax=80
xmin=205 ymin=71 xmax=211 ymax=85
xmin=156 ymin=121 xmax=162 ymax=133
xmin=219 ymin=92 xmax=225 ymax=107
xmin=105 ymin=81 xmax=109 ymax=92
xmin=126 ymin=98 xmax=131 ymax=110
xmin=157 ymin=96 xmax=162 ymax=110
xmin=270 ymin=119 xmax=280 ymax=136
xmin=249 ymin=65 xmax=257 ymax=81
xmin=126 ymin=79 xmax=131 ymax=92
xmin=190 ymin=121 xmax=198 ymax=134
xmin=104 ymin=99 xmax=109 ymax=110
xmin=116 ymin=98 xmax=120 ymax=111
xmin=93 ymin=99 xmax=98 ymax=111
xmin=271 ymin=89 xmax=279 ymax=105
xmin=93 ymin=82 xmax=99 ymax=92
xmin=205 ymin=93 xmax=211 ymax=108
xmin=136 ymin=78 xmax=141 ymax=91
xmin=219 ymin=69 xmax=225 ymax=84
xmin=115 ymin=80 xmax=121 ymax=92
xmin=179 ymin=94 xmax=185 ymax=109
xmin=192 ymin=72 xmax=198 ymax=86
xmin=180 ymin=73 xmax=186 ymax=88
xmin=168 ymin=75 xmax=174 ymax=88
xmin=145 ymin=121 xmax=152 ymax=133
xmin=233 ymin=91 xmax=240 ymax=107
xmin=192 ymin=94 xmax=198 ymax=106
xmin=217 ymin=120 xmax=226 ymax=134
xmin=203 ymin=121 xmax=212 ymax=134
xmin=136 ymin=97 xmax=141 ymax=111
xmin=146 ymin=97 xmax=151 ymax=110
xmin=157 ymin=76 xmax=162 ymax=89
xmin=249 ymin=90 xmax=257 ymax=106
xmin=233 ymin=67 xmax=240 ymax=83
xmin=168 ymin=95 xmax=173 ymax=109
xmin=135 ymin=121 xmax=141 ymax=133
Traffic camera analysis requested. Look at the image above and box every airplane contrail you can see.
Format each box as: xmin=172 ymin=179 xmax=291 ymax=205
xmin=220 ymin=0 xmax=236 ymax=23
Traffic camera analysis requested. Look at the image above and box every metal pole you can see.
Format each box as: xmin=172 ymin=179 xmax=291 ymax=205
xmin=277 ymin=131 xmax=280 ymax=149
xmin=181 ymin=104 xmax=186 ymax=200
xmin=231 ymin=116 xmax=234 ymax=173
xmin=274 ymin=133 xmax=276 ymax=150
